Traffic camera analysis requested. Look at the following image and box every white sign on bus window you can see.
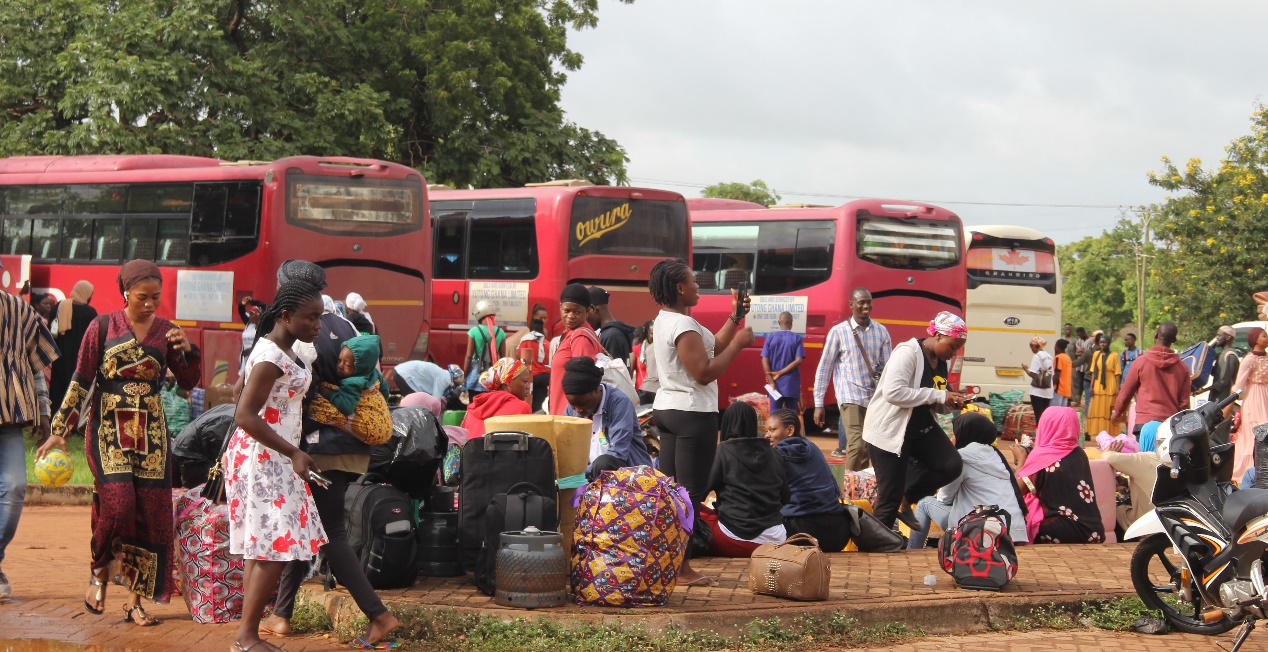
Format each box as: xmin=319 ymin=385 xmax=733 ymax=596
xmin=748 ymin=296 xmax=809 ymax=335
xmin=176 ymin=270 xmax=234 ymax=322
xmin=468 ymin=281 xmax=531 ymax=329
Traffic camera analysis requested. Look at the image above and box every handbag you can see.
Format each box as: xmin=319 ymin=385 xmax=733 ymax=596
xmin=202 ymin=423 xmax=236 ymax=504
xmin=844 ymin=504 xmax=905 ymax=552
xmin=1030 ymin=356 xmax=1053 ymax=390
xmin=748 ymin=533 xmax=831 ymax=601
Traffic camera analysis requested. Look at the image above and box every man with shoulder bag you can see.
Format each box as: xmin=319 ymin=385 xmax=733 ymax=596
xmin=1021 ymin=336 xmax=1054 ymax=424
xmin=812 ymin=288 xmax=891 ymax=471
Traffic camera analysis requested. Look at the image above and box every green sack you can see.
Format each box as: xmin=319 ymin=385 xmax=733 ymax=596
xmin=988 ymin=389 xmax=1026 ymax=430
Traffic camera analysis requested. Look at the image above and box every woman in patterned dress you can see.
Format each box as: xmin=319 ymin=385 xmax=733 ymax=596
xmin=226 ymin=278 xmax=329 ymax=652
xmin=1012 ymin=406 xmax=1105 ymax=544
xmin=38 ymin=260 xmax=201 ymax=625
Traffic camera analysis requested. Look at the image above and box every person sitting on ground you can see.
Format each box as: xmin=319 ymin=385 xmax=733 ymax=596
xmin=701 ymin=401 xmax=789 ymax=557
xmin=1012 ymin=406 xmax=1105 ymax=544
xmin=460 ymin=358 xmax=532 ymax=438
xmin=766 ymin=409 xmax=853 ymax=553
xmin=317 ymin=335 xmax=391 ymax=415
xmin=1103 ymin=420 xmax=1169 ymax=529
xmin=561 ymin=356 xmax=652 ymax=480
xmin=907 ymin=412 xmax=1029 ymax=549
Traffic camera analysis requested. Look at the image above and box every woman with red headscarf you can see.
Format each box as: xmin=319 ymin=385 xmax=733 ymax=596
xmin=1012 ymin=406 xmax=1105 ymax=544
xmin=1231 ymin=326 xmax=1268 ymax=482
xmin=461 ymin=358 xmax=532 ymax=438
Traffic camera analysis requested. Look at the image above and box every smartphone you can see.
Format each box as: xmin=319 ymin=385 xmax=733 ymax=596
xmin=735 ymin=280 xmax=750 ymax=319
xmin=308 ymin=470 xmax=332 ymax=489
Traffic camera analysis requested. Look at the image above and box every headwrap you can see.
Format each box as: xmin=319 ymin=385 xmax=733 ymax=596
xmin=479 ymin=357 xmax=528 ymax=391
xmin=1139 ymin=421 xmax=1162 ymax=453
xmin=926 ymin=311 xmax=968 ymax=339
xmin=117 ymin=259 xmax=162 ymax=296
xmin=346 ymin=292 xmax=375 ymax=329
xmin=1017 ymin=406 xmax=1082 ymax=541
xmin=400 ymin=391 xmax=443 ymax=415
xmin=334 ymin=301 xmax=347 ymax=318
xmin=720 ymin=400 xmax=759 ymax=440
xmin=1248 ymin=327 xmax=1265 ymax=351
xmin=55 ymin=280 xmax=93 ymax=336
xmin=1218 ymin=325 xmax=1235 ymax=340
xmin=560 ymin=283 xmax=592 ymax=308
xmin=321 ymin=295 xmax=337 ymax=315
xmin=560 ymin=356 xmax=604 ymax=394
xmin=277 ymin=259 xmax=327 ymax=290
xmin=953 ymin=411 xmax=1028 ymax=520
xmin=1029 ymin=336 xmax=1047 ymax=348
xmin=447 ymin=363 xmax=465 ymax=387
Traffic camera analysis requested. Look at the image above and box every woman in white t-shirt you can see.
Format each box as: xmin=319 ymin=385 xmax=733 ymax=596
xmin=1022 ymin=336 xmax=1055 ymax=424
xmin=648 ymin=259 xmax=753 ymax=583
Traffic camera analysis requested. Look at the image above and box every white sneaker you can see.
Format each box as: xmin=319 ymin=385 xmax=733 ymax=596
xmin=0 ymin=568 xmax=11 ymax=601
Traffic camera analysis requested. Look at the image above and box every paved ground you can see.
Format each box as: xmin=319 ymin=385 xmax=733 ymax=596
xmin=3 ymin=506 xmax=1265 ymax=651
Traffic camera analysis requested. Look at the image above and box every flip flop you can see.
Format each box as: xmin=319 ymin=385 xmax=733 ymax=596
xmin=682 ymin=576 xmax=714 ymax=587
xmin=350 ymin=637 xmax=402 ymax=649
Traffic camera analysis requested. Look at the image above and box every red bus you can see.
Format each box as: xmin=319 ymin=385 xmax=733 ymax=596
xmin=688 ymin=198 xmax=967 ymax=419
xmin=0 ymin=155 xmax=431 ymax=389
xmin=427 ymin=182 xmax=690 ymax=366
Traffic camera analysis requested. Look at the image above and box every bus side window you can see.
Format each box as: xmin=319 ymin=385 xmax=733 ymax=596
xmin=126 ymin=218 xmax=159 ymax=261
xmin=433 ymin=212 xmax=468 ymax=279
xmin=61 ymin=218 xmax=92 ymax=261
xmin=93 ymin=218 xmax=123 ymax=262
xmin=157 ymin=219 xmax=189 ymax=263
xmin=2 ymin=218 xmax=33 ymax=256
xmin=32 ymin=219 xmax=58 ymax=261
xmin=466 ymin=199 xmax=537 ymax=280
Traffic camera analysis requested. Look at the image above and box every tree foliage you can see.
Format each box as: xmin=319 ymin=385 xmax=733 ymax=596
xmin=1058 ymin=217 xmax=1140 ymax=340
xmin=700 ymin=179 xmax=781 ymax=207
xmin=0 ymin=0 xmax=630 ymax=187
xmin=1144 ymin=104 xmax=1268 ymax=339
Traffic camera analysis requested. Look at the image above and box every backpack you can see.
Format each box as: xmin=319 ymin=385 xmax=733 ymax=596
xmin=344 ymin=473 xmax=417 ymax=590
xmin=937 ymin=504 xmax=1018 ymax=591
xmin=474 ymin=482 xmax=558 ymax=596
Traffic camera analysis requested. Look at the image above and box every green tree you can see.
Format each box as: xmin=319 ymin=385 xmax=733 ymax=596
xmin=1144 ymin=104 xmax=1268 ymax=339
xmin=0 ymin=0 xmax=630 ymax=187
xmin=700 ymin=179 xmax=781 ymax=207
xmin=1058 ymin=218 xmax=1140 ymax=341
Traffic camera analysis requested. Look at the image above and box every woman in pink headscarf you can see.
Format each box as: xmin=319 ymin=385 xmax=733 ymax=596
xmin=1012 ymin=406 xmax=1105 ymax=544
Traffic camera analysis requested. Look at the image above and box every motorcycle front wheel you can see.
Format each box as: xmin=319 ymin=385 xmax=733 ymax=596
xmin=1130 ymin=533 xmax=1240 ymax=635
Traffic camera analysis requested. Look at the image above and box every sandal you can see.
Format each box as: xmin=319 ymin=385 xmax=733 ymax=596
xmin=351 ymin=638 xmax=402 ymax=650
xmin=232 ymin=641 xmax=284 ymax=652
xmin=682 ymin=575 xmax=715 ymax=587
xmin=83 ymin=573 xmax=107 ymax=614
xmin=123 ymin=603 xmax=160 ymax=627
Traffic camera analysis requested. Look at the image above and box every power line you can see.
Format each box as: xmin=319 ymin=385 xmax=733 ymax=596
xmin=629 ymin=177 xmax=1141 ymax=210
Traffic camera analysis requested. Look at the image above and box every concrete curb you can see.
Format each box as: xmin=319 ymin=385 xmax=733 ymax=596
xmin=24 ymin=483 xmax=94 ymax=506
xmin=299 ymin=584 xmax=1133 ymax=638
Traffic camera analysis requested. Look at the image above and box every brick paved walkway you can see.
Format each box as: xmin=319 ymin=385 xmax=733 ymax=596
xmin=1 ymin=506 xmax=1261 ymax=651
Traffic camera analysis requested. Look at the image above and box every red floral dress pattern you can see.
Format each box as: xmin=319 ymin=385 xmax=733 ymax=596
xmin=224 ymin=339 xmax=327 ymax=561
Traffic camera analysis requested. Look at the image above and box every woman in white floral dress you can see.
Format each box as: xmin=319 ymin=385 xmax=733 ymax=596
xmin=226 ymin=279 xmax=328 ymax=652
xmin=1012 ymin=406 xmax=1105 ymax=544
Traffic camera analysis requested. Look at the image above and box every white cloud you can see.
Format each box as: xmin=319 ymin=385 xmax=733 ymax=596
xmin=560 ymin=0 xmax=1268 ymax=242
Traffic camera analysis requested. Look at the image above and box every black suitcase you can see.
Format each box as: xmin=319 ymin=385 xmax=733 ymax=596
xmin=458 ymin=431 xmax=556 ymax=571
xmin=345 ymin=473 xmax=417 ymax=590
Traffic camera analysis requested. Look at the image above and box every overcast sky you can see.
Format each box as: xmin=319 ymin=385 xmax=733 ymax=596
xmin=559 ymin=0 xmax=1268 ymax=243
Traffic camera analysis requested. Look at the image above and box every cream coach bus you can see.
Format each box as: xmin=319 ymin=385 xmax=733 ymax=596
xmin=959 ymin=225 xmax=1062 ymax=398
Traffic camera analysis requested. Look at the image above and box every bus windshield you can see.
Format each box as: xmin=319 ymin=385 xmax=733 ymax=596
xmin=568 ymin=196 xmax=688 ymax=259
xmin=692 ymin=220 xmax=835 ymax=294
xmin=856 ymin=213 xmax=960 ymax=271
xmin=286 ymin=174 xmax=422 ymax=236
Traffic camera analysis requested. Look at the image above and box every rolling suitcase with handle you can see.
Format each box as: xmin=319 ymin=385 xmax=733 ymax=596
xmin=458 ymin=431 xmax=556 ymax=571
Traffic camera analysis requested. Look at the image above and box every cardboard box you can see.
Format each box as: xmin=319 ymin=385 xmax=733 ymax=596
xmin=483 ymin=414 xmax=592 ymax=479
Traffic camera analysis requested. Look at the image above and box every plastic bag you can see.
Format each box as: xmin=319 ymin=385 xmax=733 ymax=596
xmin=369 ymin=406 xmax=446 ymax=497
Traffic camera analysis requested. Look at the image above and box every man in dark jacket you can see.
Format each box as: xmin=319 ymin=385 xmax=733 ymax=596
xmin=1112 ymin=322 xmax=1191 ymax=433
xmin=587 ymin=286 xmax=635 ymax=366
xmin=1206 ymin=325 xmax=1240 ymax=444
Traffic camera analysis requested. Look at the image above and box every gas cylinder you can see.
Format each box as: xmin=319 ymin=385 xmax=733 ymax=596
xmin=494 ymin=527 xmax=568 ymax=608
xmin=416 ymin=487 xmax=462 ymax=577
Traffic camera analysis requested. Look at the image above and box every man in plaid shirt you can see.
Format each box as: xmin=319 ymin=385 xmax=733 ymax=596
xmin=813 ymin=288 xmax=891 ymax=471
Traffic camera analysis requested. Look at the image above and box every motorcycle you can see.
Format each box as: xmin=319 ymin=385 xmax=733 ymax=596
xmin=1125 ymin=388 xmax=1268 ymax=650
xmin=636 ymin=404 xmax=660 ymax=460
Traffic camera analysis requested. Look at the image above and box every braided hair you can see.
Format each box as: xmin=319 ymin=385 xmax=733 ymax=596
xmin=770 ymin=408 xmax=802 ymax=438
xmin=648 ymin=258 xmax=692 ymax=307
xmin=255 ymin=278 xmax=324 ymax=347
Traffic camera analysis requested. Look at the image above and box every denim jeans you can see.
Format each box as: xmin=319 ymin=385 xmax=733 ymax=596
xmin=906 ymin=496 xmax=952 ymax=549
xmin=0 ymin=424 xmax=27 ymax=565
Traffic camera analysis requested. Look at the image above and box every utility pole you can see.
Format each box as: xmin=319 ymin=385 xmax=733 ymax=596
xmin=1134 ymin=207 xmax=1151 ymax=335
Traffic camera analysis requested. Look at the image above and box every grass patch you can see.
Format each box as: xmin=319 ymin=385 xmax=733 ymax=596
xmin=289 ymin=595 xmax=333 ymax=635
xmin=323 ymin=607 xmax=924 ymax=651
xmin=993 ymin=603 xmax=1077 ymax=631
xmin=1078 ymin=597 xmax=1162 ymax=631
xmin=23 ymin=431 xmax=94 ymax=485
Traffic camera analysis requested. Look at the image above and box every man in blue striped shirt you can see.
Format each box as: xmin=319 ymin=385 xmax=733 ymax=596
xmin=813 ymin=288 xmax=892 ymax=471
xmin=0 ymin=259 xmax=59 ymax=601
